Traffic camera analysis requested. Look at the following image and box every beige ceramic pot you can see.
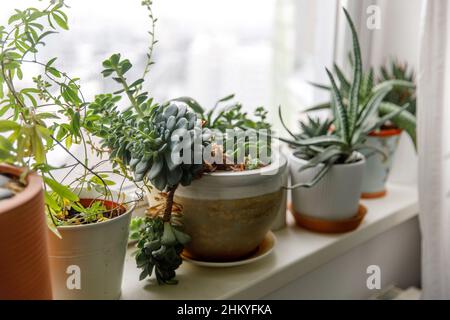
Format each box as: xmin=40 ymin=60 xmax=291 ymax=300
xmin=174 ymin=151 xmax=287 ymax=262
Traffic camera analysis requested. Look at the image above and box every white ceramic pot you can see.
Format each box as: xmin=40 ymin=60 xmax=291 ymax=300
xmin=174 ymin=151 xmax=288 ymax=261
xmin=47 ymin=189 xmax=135 ymax=300
xmin=289 ymin=151 xmax=365 ymax=220
xmin=361 ymin=129 xmax=402 ymax=198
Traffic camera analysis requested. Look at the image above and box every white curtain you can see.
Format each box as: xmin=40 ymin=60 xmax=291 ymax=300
xmin=417 ymin=0 xmax=450 ymax=299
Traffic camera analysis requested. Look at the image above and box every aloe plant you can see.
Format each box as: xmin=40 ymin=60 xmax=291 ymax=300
xmin=380 ymin=59 xmax=416 ymax=114
xmin=306 ymin=40 xmax=416 ymax=148
xmin=279 ymin=8 xmax=410 ymax=188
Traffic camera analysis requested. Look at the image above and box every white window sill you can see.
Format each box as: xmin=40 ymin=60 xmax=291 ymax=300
xmin=121 ymin=183 xmax=418 ymax=300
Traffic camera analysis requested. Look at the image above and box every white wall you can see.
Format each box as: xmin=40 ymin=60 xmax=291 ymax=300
xmin=263 ymin=217 xmax=421 ymax=299
xmin=371 ymin=0 xmax=424 ymax=69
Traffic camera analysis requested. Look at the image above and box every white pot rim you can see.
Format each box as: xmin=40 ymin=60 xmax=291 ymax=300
xmin=55 ymin=189 xmax=136 ymax=230
xmin=202 ymin=150 xmax=287 ymax=177
xmin=289 ymin=150 xmax=365 ymax=168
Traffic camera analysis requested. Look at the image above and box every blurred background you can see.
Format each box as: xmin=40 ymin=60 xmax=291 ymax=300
xmin=0 ymin=0 xmax=423 ymax=183
xmin=0 ymin=0 xmax=422 ymax=128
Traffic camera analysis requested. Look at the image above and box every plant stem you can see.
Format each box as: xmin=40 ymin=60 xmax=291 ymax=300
xmin=50 ymin=135 xmax=110 ymax=195
xmin=116 ymin=71 xmax=144 ymax=117
xmin=163 ymin=185 xmax=178 ymax=222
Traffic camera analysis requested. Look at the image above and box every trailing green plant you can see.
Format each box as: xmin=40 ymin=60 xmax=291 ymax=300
xmin=279 ymin=8 xmax=410 ymax=188
xmin=129 ymin=215 xmax=190 ymax=284
xmin=84 ymin=0 xmax=210 ymax=285
xmin=173 ymin=94 xmax=272 ymax=170
xmin=306 ymin=46 xmax=416 ymax=148
xmin=0 ymin=0 xmax=125 ymax=232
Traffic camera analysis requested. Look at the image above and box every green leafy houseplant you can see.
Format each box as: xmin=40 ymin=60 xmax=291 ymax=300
xmin=0 ymin=1 xmax=141 ymax=299
xmin=0 ymin=0 xmax=128 ymax=232
xmin=279 ymin=8 xmax=410 ymax=188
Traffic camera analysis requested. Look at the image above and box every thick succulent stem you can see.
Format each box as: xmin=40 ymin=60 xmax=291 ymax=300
xmin=163 ymin=185 xmax=178 ymax=222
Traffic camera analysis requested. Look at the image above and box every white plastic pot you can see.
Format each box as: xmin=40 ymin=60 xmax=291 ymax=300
xmin=47 ymin=189 xmax=135 ymax=300
xmin=289 ymin=151 xmax=365 ymax=221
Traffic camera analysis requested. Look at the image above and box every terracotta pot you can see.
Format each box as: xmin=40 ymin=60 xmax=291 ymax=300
xmin=47 ymin=188 xmax=135 ymax=300
xmin=361 ymin=128 xmax=402 ymax=199
xmin=0 ymin=164 xmax=52 ymax=299
xmin=174 ymin=151 xmax=287 ymax=262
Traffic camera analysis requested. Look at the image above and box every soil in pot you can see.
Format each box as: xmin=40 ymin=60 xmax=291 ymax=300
xmin=61 ymin=198 xmax=127 ymax=225
xmin=0 ymin=173 xmax=25 ymax=200
xmin=175 ymin=189 xmax=283 ymax=262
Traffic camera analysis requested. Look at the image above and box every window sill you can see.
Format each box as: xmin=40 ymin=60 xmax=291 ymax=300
xmin=121 ymin=183 xmax=418 ymax=300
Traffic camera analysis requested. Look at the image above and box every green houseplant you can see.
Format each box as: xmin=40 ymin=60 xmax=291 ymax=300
xmin=358 ymin=60 xmax=417 ymax=197
xmin=86 ymin=0 xmax=286 ymax=282
xmin=306 ymin=55 xmax=416 ymax=199
xmin=0 ymin=0 xmax=136 ymax=299
xmin=169 ymin=96 xmax=288 ymax=261
xmin=88 ymin=59 xmax=287 ymax=278
xmin=279 ymin=8 xmax=409 ymax=229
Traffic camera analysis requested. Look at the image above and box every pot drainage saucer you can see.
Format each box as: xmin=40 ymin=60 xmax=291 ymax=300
xmin=289 ymin=203 xmax=367 ymax=234
xmin=181 ymin=231 xmax=276 ymax=268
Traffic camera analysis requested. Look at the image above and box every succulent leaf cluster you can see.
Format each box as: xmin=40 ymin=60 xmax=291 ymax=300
xmin=132 ymin=216 xmax=190 ymax=285
xmin=290 ymin=117 xmax=333 ymax=161
xmin=174 ymin=94 xmax=272 ymax=170
xmin=87 ymin=56 xmax=211 ymax=192
xmin=86 ymin=46 xmax=213 ymax=284
xmin=141 ymin=102 xmax=207 ymax=190
xmin=379 ymin=60 xmax=416 ymax=115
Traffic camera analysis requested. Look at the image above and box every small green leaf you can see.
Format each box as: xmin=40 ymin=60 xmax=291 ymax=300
xmin=0 ymin=120 xmax=20 ymax=132
xmin=52 ymin=12 xmax=68 ymax=30
xmin=44 ymin=177 xmax=79 ymax=202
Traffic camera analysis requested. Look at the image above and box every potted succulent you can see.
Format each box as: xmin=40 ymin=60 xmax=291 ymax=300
xmin=88 ymin=60 xmax=286 ymax=281
xmin=306 ymin=56 xmax=416 ymax=199
xmin=86 ymin=51 xmax=203 ymax=284
xmin=0 ymin=1 xmax=136 ymax=299
xmin=171 ymin=96 xmax=287 ymax=261
xmin=86 ymin=1 xmax=286 ymax=283
xmin=278 ymin=8 xmax=409 ymax=230
xmin=359 ymin=61 xmax=416 ymax=198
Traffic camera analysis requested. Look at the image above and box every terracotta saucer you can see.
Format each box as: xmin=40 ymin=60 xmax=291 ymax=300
xmin=289 ymin=203 xmax=367 ymax=234
xmin=361 ymin=190 xmax=387 ymax=199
